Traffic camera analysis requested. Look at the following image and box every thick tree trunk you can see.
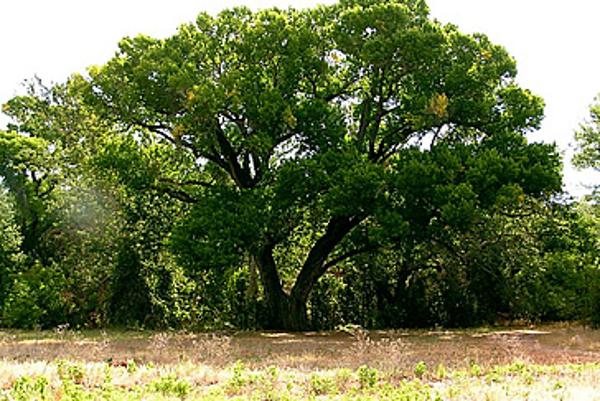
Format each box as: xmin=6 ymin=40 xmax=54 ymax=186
xmin=254 ymin=215 xmax=365 ymax=331
xmin=254 ymin=244 xmax=310 ymax=331
xmin=281 ymin=295 xmax=309 ymax=331
xmin=260 ymin=282 xmax=309 ymax=330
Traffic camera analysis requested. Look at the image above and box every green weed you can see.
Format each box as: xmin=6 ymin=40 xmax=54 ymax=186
xmin=414 ymin=361 xmax=427 ymax=378
xmin=357 ymin=365 xmax=378 ymax=389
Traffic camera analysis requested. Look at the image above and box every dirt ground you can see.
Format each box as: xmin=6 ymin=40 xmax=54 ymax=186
xmin=0 ymin=324 xmax=598 ymax=371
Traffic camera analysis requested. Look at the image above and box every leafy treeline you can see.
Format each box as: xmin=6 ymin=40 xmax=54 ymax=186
xmin=0 ymin=0 xmax=599 ymax=330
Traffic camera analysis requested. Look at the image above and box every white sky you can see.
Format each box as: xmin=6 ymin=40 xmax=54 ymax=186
xmin=1 ymin=0 xmax=599 ymax=197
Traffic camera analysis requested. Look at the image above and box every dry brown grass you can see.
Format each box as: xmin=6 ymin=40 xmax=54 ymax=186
xmin=0 ymin=323 xmax=598 ymax=371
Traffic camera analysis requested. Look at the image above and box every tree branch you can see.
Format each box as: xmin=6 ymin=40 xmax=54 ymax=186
xmin=157 ymin=177 xmax=213 ymax=188
xmin=368 ymin=67 xmax=387 ymax=159
xmin=290 ymin=214 xmax=365 ymax=302
xmin=133 ymin=121 xmax=177 ymax=145
xmin=357 ymin=100 xmax=372 ymax=143
xmin=323 ymin=80 xmax=354 ymax=102
xmin=214 ymin=123 xmax=253 ymax=188
xmin=321 ymin=242 xmax=379 ymax=272
xmin=152 ymin=184 xmax=199 ymax=203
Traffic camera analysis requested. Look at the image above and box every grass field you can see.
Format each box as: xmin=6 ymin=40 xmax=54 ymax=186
xmin=1 ymin=324 xmax=599 ymax=400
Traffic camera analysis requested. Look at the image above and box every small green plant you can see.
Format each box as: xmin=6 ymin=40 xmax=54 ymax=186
xmin=357 ymin=365 xmax=378 ymax=389
xmin=257 ymin=365 xmax=279 ymax=394
xmin=470 ymin=363 xmax=482 ymax=376
xmin=126 ymin=359 xmax=138 ymax=373
xmin=485 ymin=371 xmax=502 ymax=384
xmin=334 ymin=368 xmax=353 ymax=392
xmin=57 ymin=360 xmax=85 ymax=384
xmin=509 ymin=361 xmax=528 ymax=374
xmin=414 ymin=361 xmax=427 ymax=378
xmin=150 ymin=375 xmax=191 ymax=398
xmin=522 ymin=372 xmax=534 ymax=385
xmin=309 ymin=374 xmax=336 ymax=395
xmin=263 ymin=365 xmax=279 ymax=383
xmin=227 ymin=360 xmax=247 ymax=393
xmin=435 ymin=363 xmax=447 ymax=379
xmin=10 ymin=376 xmax=49 ymax=401
xmin=102 ymin=363 xmax=113 ymax=386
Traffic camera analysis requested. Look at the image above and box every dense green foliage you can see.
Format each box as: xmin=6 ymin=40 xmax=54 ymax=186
xmin=574 ymin=94 xmax=600 ymax=200
xmin=307 ymin=200 xmax=600 ymax=329
xmin=0 ymin=0 xmax=598 ymax=330
xmin=574 ymin=95 xmax=600 ymax=174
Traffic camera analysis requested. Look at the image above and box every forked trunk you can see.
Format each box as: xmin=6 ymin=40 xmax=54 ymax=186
xmin=256 ymin=215 xmax=364 ymax=331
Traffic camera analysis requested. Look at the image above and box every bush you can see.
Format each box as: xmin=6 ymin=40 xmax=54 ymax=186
xmin=1 ymin=262 xmax=69 ymax=329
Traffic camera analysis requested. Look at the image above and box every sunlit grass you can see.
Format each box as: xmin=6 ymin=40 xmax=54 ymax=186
xmin=0 ymin=360 xmax=599 ymax=400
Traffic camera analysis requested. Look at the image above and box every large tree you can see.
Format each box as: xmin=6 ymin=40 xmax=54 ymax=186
xmin=7 ymin=0 xmax=561 ymax=330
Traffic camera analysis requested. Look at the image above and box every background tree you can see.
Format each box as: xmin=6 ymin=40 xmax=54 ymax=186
xmin=0 ymin=79 xmax=119 ymax=327
xmin=574 ymin=95 xmax=600 ymax=173
xmin=1 ymin=78 xmax=207 ymax=329
xmin=0 ymin=186 xmax=24 ymax=309
xmin=574 ymin=94 xmax=600 ymax=199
